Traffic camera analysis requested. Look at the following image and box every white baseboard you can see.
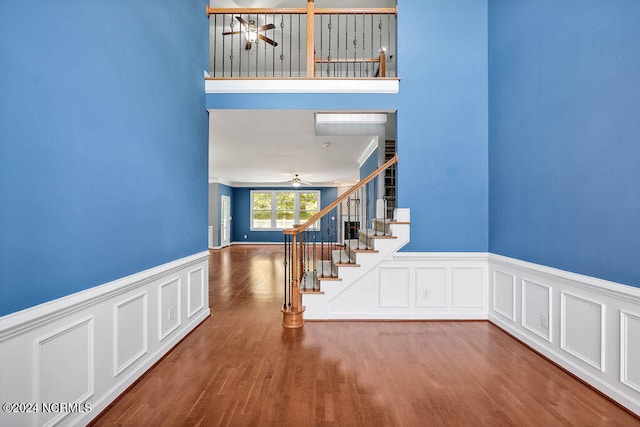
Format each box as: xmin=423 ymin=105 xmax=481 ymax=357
xmin=488 ymin=253 xmax=640 ymax=416
xmin=0 ymin=252 xmax=210 ymax=427
xmin=230 ymin=241 xmax=282 ymax=245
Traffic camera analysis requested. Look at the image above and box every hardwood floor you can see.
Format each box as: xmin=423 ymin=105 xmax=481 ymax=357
xmin=92 ymin=245 xmax=639 ymax=426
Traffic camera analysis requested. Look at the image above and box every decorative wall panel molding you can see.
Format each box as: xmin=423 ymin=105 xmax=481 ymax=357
xmin=452 ymin=267 xmax=484 ymax=308
xmin=35 ymin=317 xmax=94 ymax=426
xmin=0 ymin=251 xmax=209 ymax=426
xmin=492 ymin=270 xmax=516 ymax=320
xmin=159 ymin=278 xmax=182 ymax=341
xmin=379 ymin=267 xmax=410 ymax=308
xmin=620 ymin=310 xmax=640 ymax=393
xmin=307 ymin=252 xmax=489 ymax=320
xmin=188 ymin=267 xmax=206 ymax=318
xmin=415 ymin=267 xmax=447 ymax=308
xmin=560 ymin=292 xmax=604 ymax=371
xmin=521 ymin=279 xmax=552 ymax=342
xmin=114 ymin=293 xmax=148 ymax=376
xmin=489 ymin=253 xmax=640 ymax=417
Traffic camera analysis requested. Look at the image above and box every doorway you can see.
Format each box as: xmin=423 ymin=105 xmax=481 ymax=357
xmin=221 ymin=195 xmax=231 ymax=247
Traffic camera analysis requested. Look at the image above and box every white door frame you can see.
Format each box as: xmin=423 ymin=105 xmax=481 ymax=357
xmin=221 ymin=195 xmax=231 ymax=247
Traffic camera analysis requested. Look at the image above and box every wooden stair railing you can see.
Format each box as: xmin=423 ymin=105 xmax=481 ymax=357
xmin=281 ymin=154 xmax=398 ymax=328
xmin=314 ymin=50 xmax=386 ymax=78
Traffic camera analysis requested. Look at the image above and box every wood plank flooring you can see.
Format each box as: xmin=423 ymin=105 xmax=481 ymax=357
xmin=92 ymin=245 xmax=639 ymax=426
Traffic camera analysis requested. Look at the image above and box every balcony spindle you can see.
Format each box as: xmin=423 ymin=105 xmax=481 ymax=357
xmin=312 ymin=233 xmax=317 ymax=290
xmin=355 ymin=192 xmax=361 ymax=250
xmin=208 ymin=4 xmax=396 ymax=79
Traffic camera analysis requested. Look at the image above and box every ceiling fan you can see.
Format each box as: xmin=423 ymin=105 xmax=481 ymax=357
xmin=284 ymin=174 xmax=313 ymax=187
xmin=222 ymin=17 xmax=278 ymax=50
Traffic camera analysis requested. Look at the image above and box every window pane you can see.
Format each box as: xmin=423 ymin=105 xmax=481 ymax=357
xmin=253 ymin=192 xmax=271 ymax=209
xmin=299 ymin=192 xmax=320 ymax=230
xmin=275 ymin=192 xmax=295 ymax=228
xmin=252 ymin=192 xmax=272 ymax=229
xmin=299 ymin=211 xmax=315 ymax=221
xmin=276 ymin=210 xmax=295 ymax=228
xmin=299 ymin=192 xmax=319 ymax=211
xmin=276 ymin=192 xmax=295 ymax=210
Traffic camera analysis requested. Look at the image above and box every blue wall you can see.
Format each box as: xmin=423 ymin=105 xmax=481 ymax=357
xmin=207 ymin=0 xmax=489 ymax=253
xmin=0 ymin=0 xmax=209 ymax=316
xmin=397 ymin=0 xmax=488 ymax=252
xmin=232 ymin=187 xmax=338 ymax=243
xmin=489 ymin=1 xmax=640 ymax=287
xmin=360 ymin=149 xmax=379 ymax=180
xmin=360 ymin=148 xmax=379 ymax=222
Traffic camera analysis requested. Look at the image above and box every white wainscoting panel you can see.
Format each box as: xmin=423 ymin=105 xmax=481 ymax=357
xmin=114 ymin=293 xmax=148 ymax=376
xmin=0 ymin=251 xmax=209 ymax=427
xmin=452 ymin=267 xmax=484 ymax=308
xmin=309 ymin=252 xmax=488 ymax=320
xmin=522 ymin=279 xmax=552 ymax=342
xmin=489 ymin=253 xmax=640 ymax=417
xmin=561 ymin=292 xmax=604 ymax=371
xmin=188 ymin=267 xmax=205 ymax=318
xmin=159 ymin=278 xmax=182 ymax=341
xmin=415 ymin=267 xmax=447 ymax=308
xmin=492 ymin=270 xmax=516 ymax=321
xmin=379 ymin=267 xmax=410 ymax=308
xmin=35 ymin=317 xmax=94 ymax=426
xmin=620 ymin=310 xmax=640 ymax=393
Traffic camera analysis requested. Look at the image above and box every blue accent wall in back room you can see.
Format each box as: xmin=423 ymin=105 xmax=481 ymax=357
xmin=0 ymin=0 xmax=209 ymax=316
xmin=207 ymin=0 xmax=490 ymax=254
xmin=489 ymin=1 xmax=640 ymax=288
xmin=232 ymin=187 xmax=338 ymax=243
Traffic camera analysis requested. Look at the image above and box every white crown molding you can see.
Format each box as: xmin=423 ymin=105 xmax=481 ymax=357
xmin=208 ymin=178 xmax=234 ymax=186
xmin=357 ymin=139 xmax=379 ymax=167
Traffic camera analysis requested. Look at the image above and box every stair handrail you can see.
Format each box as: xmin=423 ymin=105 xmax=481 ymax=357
xmin=283 ymin=153 xmax=398 ymax=236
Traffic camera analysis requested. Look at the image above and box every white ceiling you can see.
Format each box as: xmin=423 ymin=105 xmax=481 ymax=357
xmin=208 ymin=110 xmax=388 ymax=187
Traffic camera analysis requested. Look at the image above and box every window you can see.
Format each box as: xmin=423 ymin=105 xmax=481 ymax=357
xmin=251 ymin=192 xmax=272 ymax=229
xmin=251 ymin=190 xmax=320 ymax=230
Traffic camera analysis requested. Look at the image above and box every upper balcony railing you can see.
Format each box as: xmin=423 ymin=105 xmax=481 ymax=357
xmin=206 ymin=1 xmax=397 ymax=79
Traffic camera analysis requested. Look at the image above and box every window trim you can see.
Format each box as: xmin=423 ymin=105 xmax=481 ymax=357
xmin=250 ymin=190 xmax=321 ymax=231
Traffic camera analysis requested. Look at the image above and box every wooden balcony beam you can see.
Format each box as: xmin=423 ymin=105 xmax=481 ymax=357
xmin=207 ymin=6 xmax=307 ymax=15
xmin=206 ymin=6 xmax=397 ymax=16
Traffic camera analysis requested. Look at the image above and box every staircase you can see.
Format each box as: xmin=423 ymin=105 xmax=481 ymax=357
xmin=281 ymin=154 xmax=407 ymax=328
xmin=300 ymin=211 xmax=410 ymax=320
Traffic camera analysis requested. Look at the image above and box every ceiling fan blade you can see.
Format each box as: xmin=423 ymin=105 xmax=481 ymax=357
xmin=258 ymin=23 xmax=275 ymax=32
xmin=258 ymin=34 xmax=278 ymax=47
xmin=245 ymin=40 xmax=253 ymax=50
xmin=235 ymin=16 xmax=248 ymax=29
xmin=221 ymin=31 xmax=244 ymax=36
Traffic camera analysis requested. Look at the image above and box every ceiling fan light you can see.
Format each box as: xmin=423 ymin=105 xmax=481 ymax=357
xmin=292 ymin=181 xmax=301 ymax=187
xmin=247 ymin=20 xmax=258 ymax=42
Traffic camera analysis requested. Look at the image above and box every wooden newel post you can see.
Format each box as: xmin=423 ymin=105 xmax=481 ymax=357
xmin=282 ymin=230 xmax=305 ymax=328
xmin=306 ymin=0 xmax=315 ymax=77
xmin=291 ymin=233 xmax=299 ymax=311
